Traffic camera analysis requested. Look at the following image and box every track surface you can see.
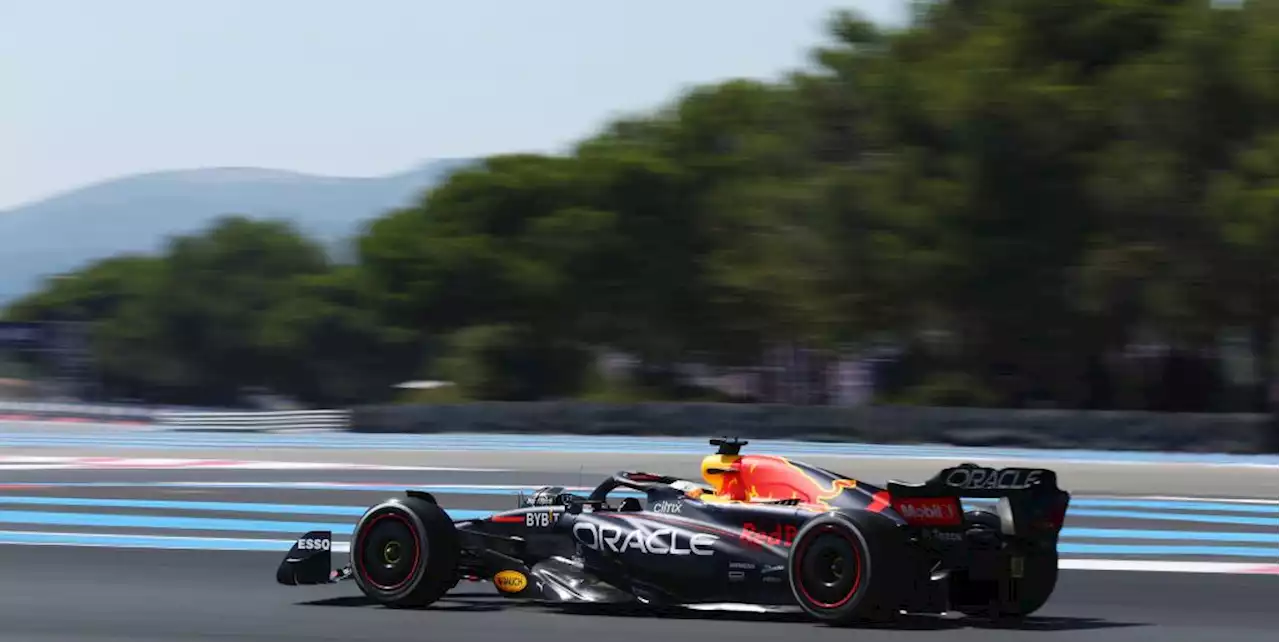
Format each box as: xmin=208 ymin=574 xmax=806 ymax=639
xmin=0 ymin=424 xmax=1275 ymax=641
xmin=0 ymin=546 xmax=1274 ymax=642
xmin=1 ymin=468 xmax=1276 ymax=562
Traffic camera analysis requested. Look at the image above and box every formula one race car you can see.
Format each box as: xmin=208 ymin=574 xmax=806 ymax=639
xmin=276 ymin=438 xmax=1071 ymax=625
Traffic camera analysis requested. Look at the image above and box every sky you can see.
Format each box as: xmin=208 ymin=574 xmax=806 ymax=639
xmin=0 ymin=1 xmax=907 ymax=210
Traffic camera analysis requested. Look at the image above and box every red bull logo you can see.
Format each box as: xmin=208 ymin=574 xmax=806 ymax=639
xmin=729 ymin=456 xmax=857 ymax=505
xmin=739 ymin=521 xmax=799 ymax=548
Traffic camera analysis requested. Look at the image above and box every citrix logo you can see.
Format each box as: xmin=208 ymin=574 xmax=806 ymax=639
xmin=650 ymin=500 xmax=682 ymax=514
xmin=573 ymin=521 xmax=717 ymax=556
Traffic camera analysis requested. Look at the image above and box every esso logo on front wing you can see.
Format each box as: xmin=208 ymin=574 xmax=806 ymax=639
xmin=573 ymin=522 xmax=717 ymax=556
xmin=296 ymin=537 xmax=330 ymax=551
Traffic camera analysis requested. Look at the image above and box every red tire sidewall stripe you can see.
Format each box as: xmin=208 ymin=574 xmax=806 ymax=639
xmin=356 ymin=511 xmax=422 ymax=592
xmin=793 ymin=522 xmax=863 ymax=610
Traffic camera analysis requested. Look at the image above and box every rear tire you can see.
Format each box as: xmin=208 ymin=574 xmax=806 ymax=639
xmin=948 ymin=509 xmax=1058 ymax=618
xmin=351 ymin=496 xmax=460 ymax=608
xmin=787 ymin=512 xmax=907 ymax=625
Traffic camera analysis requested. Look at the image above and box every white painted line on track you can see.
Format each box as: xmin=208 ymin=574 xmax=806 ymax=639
xmin=0 ymin=456 xmax=505 ymax=472
xmin=0 ymin=531 xmax=356 ymax=554
xmin=683 ymin=603 xmax=796 ymax=613
xmin=0 ymin=532 xmax=1275 ymax=575
xmin=1059 ymin=559 xmax=1279 ymax=574
xmin=1083 ymin=495 xmax=1280 ymax=505
xmin=290 ymin=447 xmax=1279 ymax=468
xmin=135 ymin=481 xmax=607 ymax=492
xmin=0 ymin=531 xmax=326 ymax=551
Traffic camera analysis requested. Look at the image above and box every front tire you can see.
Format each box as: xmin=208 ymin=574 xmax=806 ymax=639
xmin=350 ymin=496 xmax=460 ymax=608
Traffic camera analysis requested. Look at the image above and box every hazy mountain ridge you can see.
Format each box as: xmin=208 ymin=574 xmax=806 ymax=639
xmin=0 ymin=159 xmax=475 ymax=303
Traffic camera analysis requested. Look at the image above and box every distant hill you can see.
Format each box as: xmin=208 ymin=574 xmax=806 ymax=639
xmin=0 ymin=159 xmax=474 ymax=303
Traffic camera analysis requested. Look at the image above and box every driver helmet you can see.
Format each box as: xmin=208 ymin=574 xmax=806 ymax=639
xmin=700 ymin=454 xmax=746 ymax=499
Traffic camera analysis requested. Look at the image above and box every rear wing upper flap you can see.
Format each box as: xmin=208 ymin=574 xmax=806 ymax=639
xmin=886 ymin=463 xmax=1070 ymax=536
xmin=886 ymin=463 xmax=1064 ymax=499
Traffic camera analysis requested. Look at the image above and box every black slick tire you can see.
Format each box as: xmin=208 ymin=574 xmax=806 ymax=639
xmin=787 ymin=511 xmax=907 ymax=626
xmin=350 ymin=496 xmax=460 ymax=608
xmin=948 ymin=509 xmax=1058 ymax=618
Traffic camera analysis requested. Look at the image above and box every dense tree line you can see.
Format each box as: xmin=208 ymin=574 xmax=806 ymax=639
xmin=5 ymin=0 xmax=1275 ymax=410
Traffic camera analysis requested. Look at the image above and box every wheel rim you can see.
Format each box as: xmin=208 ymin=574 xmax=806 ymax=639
xmin=357 ymin=512 xmax=421 ymax=591
xmin=794 ymin=524 xmax=862 ymax=609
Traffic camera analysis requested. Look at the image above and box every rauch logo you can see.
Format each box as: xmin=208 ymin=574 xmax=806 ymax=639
xmin=493 ymin=570 xmax=528 ymax=593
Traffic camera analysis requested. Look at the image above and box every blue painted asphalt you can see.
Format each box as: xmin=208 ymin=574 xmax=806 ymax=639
xmin=0 ymin=530 xmax=298 ymax=551
xmin=0 ymin=495 xmax=1275 ymax=557
xmin=0 ymin=531 xmax=1275 ymax=558
xmin=0 ymin=496 xmax=371 ymax=517
xmin=1052 ymin=498 xmax=1279 ymax=514
xmin=0 ymin=501 xmax=1272 ymax=544
xmin=1056 ymin=543 xmax=1278 ymax=557
xmin=5 ymin=482 xmax=1277 ymax=514
xmin=0 ymin=510 xmax=355 ymax=534
xmin=2 ymin=427 xmax=1276 ymax=465
xmin=0 ymin=508 xmax=490 ymax=532
xmin=1064 ymin=528 xmax=1276 ymax=543
xmin=0 ymin=491 xmax=1274 ymax=516
xmin=1064 ymin=508 xmax=1278 ymax=527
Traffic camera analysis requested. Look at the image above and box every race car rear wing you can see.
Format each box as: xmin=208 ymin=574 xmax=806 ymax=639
xmin=888 ymin=463 xmax=1062 ymax=498
xmin=886 ymin=463 xmax=1070 ymax=537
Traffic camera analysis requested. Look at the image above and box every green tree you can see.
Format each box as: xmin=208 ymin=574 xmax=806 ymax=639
xmin=7 ymin=0 xmax=1273 ymax=412
xmin=3 ymin=255 xmax=165 ymax=391
xmin=788 ymin=0 xmax=1275 ymax=408
xmin=358 ymin=155 xmax=590 ymax=332
xmin=5 ymin=255 xmax=164 ymax=324
xmin=434 ymin=324 xmax=592 ymax=400
xmin=574 ymin=80 xmax=825 ymax=367
xmin=257 ymin=267 xmax=420 ymax=405
xmin=1202 ymin=131 xmax=1278 ymax=408
xmin=8 ymin=216 xmax=334 ymax=404
xmin=126 ymin=216 xmax=329 ymax=403
xmin=357 ymin=155 xmax=608 ymax=396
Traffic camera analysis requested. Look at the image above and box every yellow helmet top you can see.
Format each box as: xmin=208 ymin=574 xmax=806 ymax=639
xmin=700 ymin=454 xmax=742 ymax=495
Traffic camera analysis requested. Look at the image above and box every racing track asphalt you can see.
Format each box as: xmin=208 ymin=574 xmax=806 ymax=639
xmin=0 ymin=546 xmax=1274 ymax=642
xmin=0 ymin=464 xmax=1276 ymax=641
xmin=1 ymin=422 xmax=1277 ymax=641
